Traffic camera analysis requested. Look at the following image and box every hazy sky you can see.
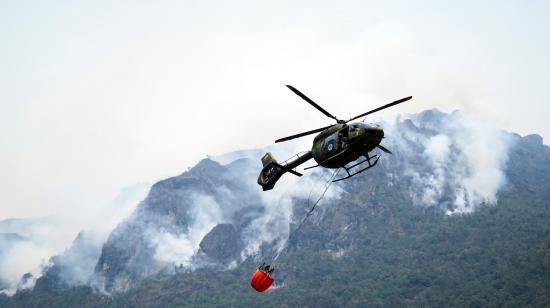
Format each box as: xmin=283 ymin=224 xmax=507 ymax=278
xmin=1 ymin=0 xmax=549 ymax=223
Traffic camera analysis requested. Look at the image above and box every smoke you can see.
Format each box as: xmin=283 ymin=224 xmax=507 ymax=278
xmin=149 ymin=193 xmax=223 ymax=267
xmin=384 ymin=109 xmax=514 ymax=214
xmin=43 ymin=231 xmax=106 ymax=289
xmin=0 ymin=240 xmax=50 ymax=295
xmin=144 ymin=140 xmax=344 ymax=274
xmin=216 ymin=143 xmax=344 ymax=261
xmin=251 ymin=170 xmax=343 ymax=258
xmin=0 ymin=182 xmax=149 ymax=294
xmin=0 ymin=217 xmax=74 ymax=294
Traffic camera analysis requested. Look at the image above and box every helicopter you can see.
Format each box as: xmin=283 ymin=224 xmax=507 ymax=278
xmin=257 ymin=85 xmax=412 ymax=191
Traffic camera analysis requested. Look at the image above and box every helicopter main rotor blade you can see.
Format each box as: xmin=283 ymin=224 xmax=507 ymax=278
xmin=286 ymin=85 xmax=340 ymax=122
xmin=275 ymin=124 xmax=333 ymax=143
xmin=346 ymin=96 xmax=412 ymax=123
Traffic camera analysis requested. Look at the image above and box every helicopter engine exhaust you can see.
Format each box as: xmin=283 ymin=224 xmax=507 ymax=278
xmin=257 ymin=152 xmax=313 ymax=191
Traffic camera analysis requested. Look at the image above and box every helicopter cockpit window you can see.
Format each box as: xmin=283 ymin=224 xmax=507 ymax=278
xmin=338 ymin=129 xmax=349 ymax=149
xmin=348 ymin=124 xmax=362 ymax=138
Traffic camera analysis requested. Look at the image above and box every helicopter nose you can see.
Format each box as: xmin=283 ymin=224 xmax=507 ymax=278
xmin=366 ymin=127 xmax=384 ymax=140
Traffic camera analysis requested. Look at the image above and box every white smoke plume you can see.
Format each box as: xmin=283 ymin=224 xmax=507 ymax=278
xmin=0 ymin=217 xmax=75 ymax=294
xmin=149 ymin=193 xmax=223 ymax=267
xmin=383 ymin=109 xmax=514 ymax=214
xmin=0 ymin=182 xmax=149 ymax=294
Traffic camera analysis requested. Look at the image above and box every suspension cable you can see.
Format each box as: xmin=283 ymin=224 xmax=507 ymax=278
xmin=269 ymin=168 xmax=341 ymax=266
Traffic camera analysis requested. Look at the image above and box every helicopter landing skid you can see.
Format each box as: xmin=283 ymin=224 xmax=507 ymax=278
xmin=333 ymin=153 xmax=380 ymax=182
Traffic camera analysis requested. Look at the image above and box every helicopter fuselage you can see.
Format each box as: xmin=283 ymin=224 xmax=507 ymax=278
xmin=311 ymin=122 xmax=384 ymax=168
xmin=256 ymin=122 xmax=385 ymax=190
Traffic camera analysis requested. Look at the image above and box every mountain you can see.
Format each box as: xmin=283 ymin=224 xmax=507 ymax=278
xmin=0 ymin=182 xmax=149 ymax=295
xmin=94 ymin=158 xmax=263 ymax=293
xmin=0 ymin=217 xmax=70 ymax=294
xmin=1 ymin=109 xmax=549 ymax=307
xmin=33 ymin=231 xmax=103 ymax=293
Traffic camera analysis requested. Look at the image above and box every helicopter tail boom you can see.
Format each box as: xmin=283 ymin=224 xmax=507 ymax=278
xmin=257 ymin=152 xmax=312 ymax=191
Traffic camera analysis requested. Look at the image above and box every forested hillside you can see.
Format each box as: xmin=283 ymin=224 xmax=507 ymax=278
xmin=1 ymin=111 xmax=549 ymax=307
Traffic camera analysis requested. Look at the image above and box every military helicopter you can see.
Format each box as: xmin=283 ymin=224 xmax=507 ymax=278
xmin=257 ymin=85 xmax=412 ymax=191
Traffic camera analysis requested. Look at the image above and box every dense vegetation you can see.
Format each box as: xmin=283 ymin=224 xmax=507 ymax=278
xmin=109 ymin=188 xmax=549 ymax=307
xmin=2 ymin=182 xmax=548 ymax=307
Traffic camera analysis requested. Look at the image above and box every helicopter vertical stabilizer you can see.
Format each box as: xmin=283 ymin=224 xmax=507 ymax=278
xmin=261 ymin=152 xmax=276 ymax=167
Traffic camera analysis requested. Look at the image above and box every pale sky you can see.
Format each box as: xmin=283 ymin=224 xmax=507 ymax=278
xmin=1 ymin=0 xmax=549 ymax=225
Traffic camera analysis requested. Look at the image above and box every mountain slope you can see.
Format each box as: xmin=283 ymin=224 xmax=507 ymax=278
xmin=2 ymin=110 xmax=549 ymax=307
xmin=111 ymin=131 xmax=549 ymax=307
